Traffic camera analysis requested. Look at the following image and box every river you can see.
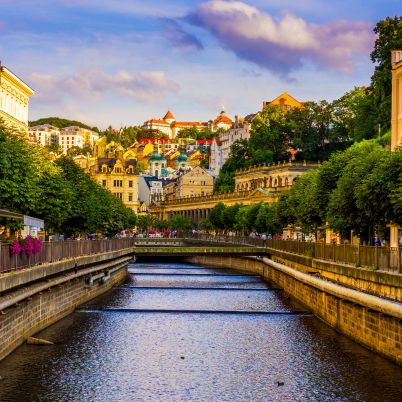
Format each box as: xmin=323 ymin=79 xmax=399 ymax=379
xmin=0 ymin=261 xmax=401 ymax=401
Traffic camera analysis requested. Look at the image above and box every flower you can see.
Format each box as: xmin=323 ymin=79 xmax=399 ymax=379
xmin=9 ymin=241 xmax=21 ymax=255
xmin=22 ymin=236 xmax=35 ymax=256
xmin=33 ymin=238 xmax=42 ymax=254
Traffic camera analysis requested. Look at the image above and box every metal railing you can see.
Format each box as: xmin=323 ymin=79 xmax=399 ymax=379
xmin=0 ymin=238 xmax=135 ymax=273
xmin=191 ymin=234 xmax=402 ymax=273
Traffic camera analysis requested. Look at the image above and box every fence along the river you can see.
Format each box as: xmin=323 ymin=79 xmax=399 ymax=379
xmin=0 ymin=236 xmax=401 ymax=274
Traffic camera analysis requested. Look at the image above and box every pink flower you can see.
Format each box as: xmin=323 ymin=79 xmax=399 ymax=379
xmin=22 ymin=236 xmax=35 ymax=256
xmin=9 ymin=241 xmax=21 ymax=255
xmin=33 ymin=238 xmax=42 ymax=254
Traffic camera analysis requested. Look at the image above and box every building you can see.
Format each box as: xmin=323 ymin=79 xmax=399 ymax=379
xmin=151 ymin=161 xmax=319 ymax=223
xmin=60 ymin=126 xmax=99 ymax=154
xmin=0 ymin=65 xmax=34 ymax=132
xmin=28 ymin=124 xmax=60 ymax=146
xmin=142 ymin=110 xmax=233 ymax=139
xmin=165 ymin=166 xmax=214 ymax=200
xmin=263 ymin=91 xmax=303 ymax=112
xmin=138 ymin=175 xmax=168 ymax=207
xmin=391 ymin=50 xmax=402 ymax=150
xmin=234 ymin=161 xmax=320 ymax=192
xmin=90 ymin=157 xmax=139 ymax=212
xmin=143 ymin=110 xmax=208 ymax=139
xmin=210 ymin=114 xmax=255 ymax=176
xmin=209 ymin=110 xmax=233 ymax=132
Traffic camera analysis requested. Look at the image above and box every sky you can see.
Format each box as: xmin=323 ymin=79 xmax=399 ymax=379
xmin=0 ymin=0 xmax=400 ymax=129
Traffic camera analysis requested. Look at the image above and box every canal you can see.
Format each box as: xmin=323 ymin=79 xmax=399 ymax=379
xmin=0 ymin=261 xmax=401 ymax=401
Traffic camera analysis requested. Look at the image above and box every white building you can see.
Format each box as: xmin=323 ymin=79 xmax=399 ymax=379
xmin=28 ymin=124 xmax=60 ymax=146
xmin=60 ymin=126 xmax=99 ymax=154
xmin=0 ymin=66 xmax=34 ymax=132
xmin=142 ymin=110 xmax=233 ymax=140
xmin=209 ymin=114 xmax=255 ymax=176
xmin=138 ymin=175 xmax=167 ymax=206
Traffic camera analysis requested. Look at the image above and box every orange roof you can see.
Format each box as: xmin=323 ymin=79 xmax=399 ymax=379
xmin=147 ymin=119 xmax=169 ymax=125
xmin=163 ymin=110 xmax=176 ymax=120
xmin=213 ymin=114 xmax=233 ymax=125
xmin=173 ymin=121 xmax=208 ymax=127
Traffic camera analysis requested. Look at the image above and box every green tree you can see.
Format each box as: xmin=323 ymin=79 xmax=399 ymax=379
xmin=209 ymin=202 xmax=226 ymax=229
xmin=326 ymin=141 xmax=385 ymax=240
xmin=370 ymin=16 xmax=402 ymax=132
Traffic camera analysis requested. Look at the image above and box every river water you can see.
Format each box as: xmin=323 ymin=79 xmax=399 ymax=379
xmin=0 ymin=261 xmax=401 ymax=401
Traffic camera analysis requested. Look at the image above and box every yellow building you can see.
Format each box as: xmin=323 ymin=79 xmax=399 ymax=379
xmin=0 ymin=65 xmax=34 ymax=132
xmin=165 ymin=166 xmax=214 ymax=200
xmin=90 ymin=157 xmax=139 ymax=212
xmin=234 ymin=161 xmax=319 ymax=192
xmin=152 ymin=161 xmax=319 ymax=222
xmin=391 ymin=50 xmax=402 ymax=150
xmin=263 ymin=91 xmax=302 ymax=112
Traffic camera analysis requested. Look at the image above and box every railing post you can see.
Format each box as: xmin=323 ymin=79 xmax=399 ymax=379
xmin=375 ymin=245 xmax=379 ymax=270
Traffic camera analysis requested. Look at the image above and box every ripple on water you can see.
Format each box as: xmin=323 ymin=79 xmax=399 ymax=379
xmin=0 ymin=263 xmax=401 ymax=402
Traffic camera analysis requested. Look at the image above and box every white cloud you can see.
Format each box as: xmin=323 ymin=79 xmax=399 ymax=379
xmin=188 ymin=0 xmax=374 ymax=75
xmin=29 ymin=68 xmax=180 ymax=104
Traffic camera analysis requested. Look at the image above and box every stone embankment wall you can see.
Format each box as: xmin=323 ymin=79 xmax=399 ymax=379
xmin=187 ymin=255 xmax=402 ymax=366
xmin=0 ymin=249 xmax=132 ymax=360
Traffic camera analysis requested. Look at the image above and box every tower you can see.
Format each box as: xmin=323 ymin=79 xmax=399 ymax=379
xmin=149 ymin=142 xmax=167 ymax=178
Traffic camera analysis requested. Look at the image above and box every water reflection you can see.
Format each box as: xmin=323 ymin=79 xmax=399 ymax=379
xmin=0 ymin=262 xmax=401 ymax=401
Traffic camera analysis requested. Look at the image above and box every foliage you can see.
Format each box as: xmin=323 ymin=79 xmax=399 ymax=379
xmin=136 ymin=214 xmax=157 ymax=232
xmin=168 ymin=215 xmax=193 ymax=232
xmin=370 ymin=16 xmax=402 ymax=132
xmin=29 ymin=117 xmax=99 ymax=132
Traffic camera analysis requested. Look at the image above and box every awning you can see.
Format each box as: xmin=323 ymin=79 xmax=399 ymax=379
xmin=0 ymin=209 xmax=44 ymax=228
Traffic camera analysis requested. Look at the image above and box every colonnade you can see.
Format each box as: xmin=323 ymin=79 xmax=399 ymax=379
xmin=168 ymin=208 xmax=211 ymax=224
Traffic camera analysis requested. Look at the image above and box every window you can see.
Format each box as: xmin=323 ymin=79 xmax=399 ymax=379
xmin=200 ymin=180 xmax=206 ymax=186
xmin=129 ymin=180 xmax=133 ymax=188
xmin=113 ymin=180 xmax=123 ymax=187
xmin=115 ymin=167 xmax=122 ymax=173
xmin=114 ymin=193 xmax=123 ymax=199
xmin=102 ymin=180 xmax=106 ymax=187
xmin=128 ymin=194 xmax=133 ymax=202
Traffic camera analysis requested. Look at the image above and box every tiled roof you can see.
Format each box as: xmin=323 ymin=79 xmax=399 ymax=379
xmin=163 ymin=110 xmax=176 ymax=120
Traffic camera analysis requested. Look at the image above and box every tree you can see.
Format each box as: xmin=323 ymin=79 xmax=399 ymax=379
xmin=248 ymin=105 xmax=289 ymax=163
xmin=137 ymin=214 xmax=157 ymax=233
xmin=214 ymin=140 xmax=250 ymax=193
xmin=326 ymin=141 xmax=385 ymax=240
xmin=370 ymin=17 xmax=402 ymax=132
xmin=209 ymin=202 xmax=226 ymax=229
xmin=285 ymin=170 xmax=322 ymax=233
xmin=169 ymin=215 xmax=193 ymax=233
xmin=29 ymin=117 xmax=99 ymax=132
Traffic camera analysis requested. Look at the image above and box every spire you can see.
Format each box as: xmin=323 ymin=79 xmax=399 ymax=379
xmin=163 ymin=110 xmax=176 ymax=121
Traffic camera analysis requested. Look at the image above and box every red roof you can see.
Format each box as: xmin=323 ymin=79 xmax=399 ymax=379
xmin=163 ymin=110 xmax=176 ymax=120
xmin=196 ymin=139 xmax=213 ymax=144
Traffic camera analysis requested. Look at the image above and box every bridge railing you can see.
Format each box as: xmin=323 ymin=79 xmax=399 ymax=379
xmin=0 ymin=238 xmax=135 ymax=273
xmin=190 ymin=234 xmax=402 ymax=273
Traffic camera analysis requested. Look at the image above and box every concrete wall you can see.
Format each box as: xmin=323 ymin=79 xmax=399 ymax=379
xmin=266 ymin=247 xmax=402 ymax=302
xmin=187 ymin=255 xmax=402 ymax=366
xmin=0 ymin=250 xmax=132 ymax=360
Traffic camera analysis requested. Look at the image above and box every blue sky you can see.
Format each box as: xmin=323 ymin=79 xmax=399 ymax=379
xmin=0 ymin=0 xmax=400 ymax=129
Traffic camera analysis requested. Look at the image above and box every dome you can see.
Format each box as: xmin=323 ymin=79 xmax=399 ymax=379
xmin=177 ymin=152 xmax=188 ymax=162
xmin=149 ymin=152 xmax=162 ymax=161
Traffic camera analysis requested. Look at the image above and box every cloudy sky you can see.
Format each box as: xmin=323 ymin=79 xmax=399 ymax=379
xmin=0 ymin=0 xmax=400 ymax=129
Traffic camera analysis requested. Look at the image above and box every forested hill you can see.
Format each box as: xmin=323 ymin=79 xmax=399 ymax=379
xmin=29 ymin=117 xmax=100 ymax=132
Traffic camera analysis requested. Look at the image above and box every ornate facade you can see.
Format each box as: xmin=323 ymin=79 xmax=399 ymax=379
xmin=0 ymin=66 xmax=34 ymax=132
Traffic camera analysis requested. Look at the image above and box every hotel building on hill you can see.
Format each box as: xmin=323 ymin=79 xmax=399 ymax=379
xmin=142 ymin=110 xmax=233 ymax=139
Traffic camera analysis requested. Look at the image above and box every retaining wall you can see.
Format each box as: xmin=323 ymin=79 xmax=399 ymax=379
xmin=0 ymin=250 xmax=132 ymax=360
xmin=187 ymin=255 xmax=402 ymax=366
